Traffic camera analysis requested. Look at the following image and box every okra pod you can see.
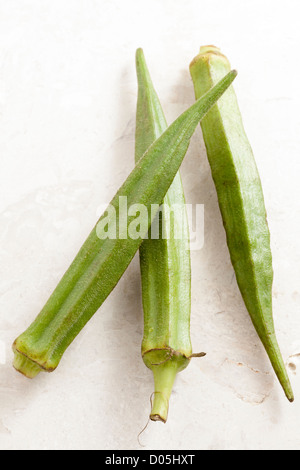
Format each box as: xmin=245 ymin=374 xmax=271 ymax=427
xmin=190 ymin=46 xmax=293 ymax=401
xmin=13 ymin=65 xmax=237 ymax=378
xmin=136 ymin=49 xmax=201 ymax=422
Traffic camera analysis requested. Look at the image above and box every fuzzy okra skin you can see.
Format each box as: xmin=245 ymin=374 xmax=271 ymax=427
xmin=135 ymin=49 xmax=200 ymax=423
xmin=13 ymin=65 xmax=237 ymax=378
xmin=190 ymin=46 xmax=293 ymax=402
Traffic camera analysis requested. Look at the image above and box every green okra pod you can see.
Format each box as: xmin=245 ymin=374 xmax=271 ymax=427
xmin=13 ymin=64 xmax=237 ymax=378
xmin=190 ymin=46 xmax=293 ymax=402
xmin=135 ymin=49 xmax=204 ymax=423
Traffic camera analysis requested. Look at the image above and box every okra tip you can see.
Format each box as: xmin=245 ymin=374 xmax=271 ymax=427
xmin=288 ymin=394 xmax=294 ymax=403
xmin=228 ymin=69 xmax=237 ymax=81
xmin=135 ymin=47 xmax=145 ymax=64
xmin=200 ymin=45 xmax=221 ymax=53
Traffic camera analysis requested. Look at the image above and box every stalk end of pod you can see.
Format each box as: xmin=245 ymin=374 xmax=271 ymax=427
xmin=189 ymin=45 xmax=231 ymax=71
xmin=279 ymin=367 xmax=294 ymax=403
xmin=228 ymin=69 xmax=238 ymax=80
xmin=150 ymin=362 xmax=179 ymax=423
xmin=13 ymin=349 xmax=42 ymax=379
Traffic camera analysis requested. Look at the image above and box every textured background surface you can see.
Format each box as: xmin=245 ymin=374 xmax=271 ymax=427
xmin=0 ymin=0 xmax=299 ymax=450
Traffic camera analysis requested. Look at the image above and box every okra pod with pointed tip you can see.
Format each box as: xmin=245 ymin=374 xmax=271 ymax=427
xmin=190 ymin=45 xmax=293 ymax=402
xmin=135 ymin=48 xmax=203 ymax=423
xmin=13 ymin=64 xmax=237 ymax=378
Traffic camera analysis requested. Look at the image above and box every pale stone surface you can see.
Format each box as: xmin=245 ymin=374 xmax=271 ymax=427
xmin=0 ymin=0 xmax=299 ymax=450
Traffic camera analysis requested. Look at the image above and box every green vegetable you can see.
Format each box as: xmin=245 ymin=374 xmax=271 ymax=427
xmin=135 ymin=49 xmax=205 ymax=423
xmin=190 ymin=45 xmax=293 ymax=402
xmin=13 ymin=64 xmax=237 ymax=378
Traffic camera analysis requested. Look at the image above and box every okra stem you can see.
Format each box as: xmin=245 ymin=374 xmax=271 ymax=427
xmin=150 ymin=361 xmax=179 ymax=422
